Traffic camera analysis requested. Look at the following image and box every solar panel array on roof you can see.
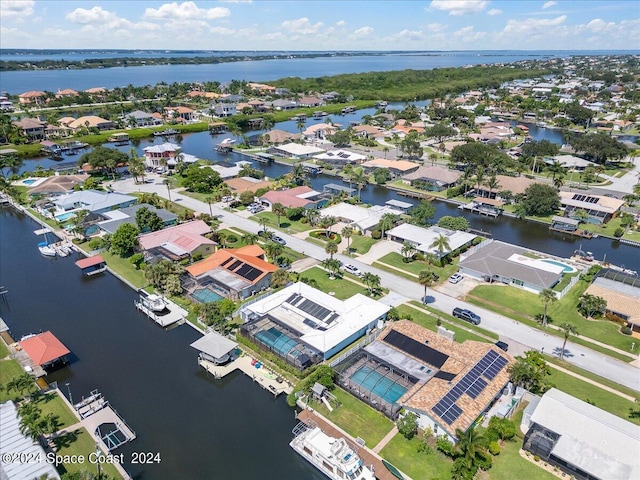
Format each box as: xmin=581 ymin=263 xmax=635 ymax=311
xmin=432 ymin=349 xmax=508 ymax=425
xmin=434 ymin=370 xmax=457 ymax=382
xmin=228 ymin=259 xmax=242 ymax=271
xmin=297 ymin=298 xmax=331 ymax=322
xmin=220 ymin=257 xmax=234 ymax=267
xmin=235 ymin=264 xmax=262 ymax=282
xmin=383 ymin=330 xmax=449 ymax=368
xmin=572 ymin=194 xmax=600 ymax=204
xmin=325 ymin=312 xmax=339 ymax=325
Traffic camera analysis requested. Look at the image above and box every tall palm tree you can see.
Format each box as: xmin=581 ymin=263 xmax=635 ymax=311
xmin=270 ymin=268 xmax=290 ymax=288
xmin=241 ymin=233 xmax=259 ymax=245
xmin=429 ymin=234 xmax=451 ymax=260
xmin=264 ymin=242 xmax=283 ymax=262
xmin=325 ymin=241 xmax=338 ymax=259
xmin=553 ymin=175 xmax=565 ymax=190
xmin=258 ymin=217 xmax=270 ymax=235
xmin=163 ymin=178 xmax=172 ymax=202
xmin=474 ymin=167 xmax=486 ymax=197
xmin=349 ymin=167 xmax=367 ymax=202
xmin=362 ymin=272 xmax=381 ymax=296
xmin=321 ymin=258 xmax=341 ymax=279
xmin=460 ymin=166 xmax=473 ymax=195
xmin=205 ymin=196 xmax=215 ymax=216
xmin=484 ymin=174 xmax=501 ymax=199
xmin=539 ymin=288 xmax=557 ymax=328
xmin=341 ymin=225 xmax=354 ymax=255
xmin=547 ymin=159 xmax=567 ymax=181
xmin=272 ymin=202 xmax=287 ymax=228
xmin=558 ymin=322 xmax=578 ymax=360
xmin=454 ymin=426 xmax=487 ymax=470
xmin=378 ymin=213 xmax=396 ymax=239
xmin=418 ymin=269 xmax=437 ymax=304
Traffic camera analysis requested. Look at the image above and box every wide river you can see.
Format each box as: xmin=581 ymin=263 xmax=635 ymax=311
xmin=1 ymin=49 xmax=635 ymax=93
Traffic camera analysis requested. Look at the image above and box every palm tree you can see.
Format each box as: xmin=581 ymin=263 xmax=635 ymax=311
xmin=270 ymin=268 xmax=290 ymax=288
xmin=341 ymin=226 xmax=354 ymax=255
xmin=325 ymin=241 xmax=338 ymax=259
xmin=401 ymin=241 xmax=417 ymax=262
xmin=321 ymin=258 xmax=341 ymax=279
xmin=289 ymin=164 xmax=305 ymax=185
xmin=362 ymin=272 xmax=381 ymax=296
xmin=378 ymin=213 xmax=396 ymax=239
xmin=558 ymin=322 xmax=578 ymax=360
xmin=539 ymin=288 xmax=557 ymax=328
xmin=263 ymin=242 xmax=283 ymax=262
xmin=429 ymin=234 xmax=451 ymax=261
xmin=163 ymin=178 xmax=172 ymax=202
xmin=418 ymin=269 xmax=437 ymax=304
xmin=484 ymin=174 xmax=501 ymax=199
xmin=323 ymin=215 xmax=337 ymax=236
xmin=547 ymin=159 xmax=567 ymax=181
xmin=205 ymin=196 xmax=215 ymax=216
xmin=454 ymin=426 xmax=487 ymax=470
xmin=272 ymin=202 xmax=287 ymax=228
xmin=241 ymin=233 xmax=259 ymax=245
xmin=258 ymin=217 xmax=270 ymax=235
xmin=474 ymin=167 xmax=486 ymax=197
xmin=553 ymin=174 xmax=565 ymax=190
xmin=305 ymin=208 xmax=320 ymax=227
xmin=349 ymin=167 xmax=367 ymax=202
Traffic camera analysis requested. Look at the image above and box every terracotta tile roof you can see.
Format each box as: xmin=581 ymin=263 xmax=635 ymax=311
xmin=585 ymin=283 xmax=640 ymax=326
xmin=260 ymin=186 xmax=321 ymax=208
xmin=225 ymin=177 xmax=274 ymax=193
xmin=185 ymin=245 xmax=277 ymax=283
xmin=380 ymin=320 xmax=513 ymax=438
xmin=19 ymin=331 xmax=70 ymax=366
xmin=19 ymin=90 xmax=46 ymax=98
xmin=138 ymin=220 xmax=215 ymax=253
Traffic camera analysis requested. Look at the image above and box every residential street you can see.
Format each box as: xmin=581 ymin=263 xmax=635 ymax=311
xmin=112 ymin=176 xmax=640 ymax=392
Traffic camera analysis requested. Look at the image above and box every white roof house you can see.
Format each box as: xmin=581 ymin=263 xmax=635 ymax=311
xmin=545 ymin=155 xmax=596 ymax=171
xmin=268 ymin=143 xmax=325 ymax=159
xmin=240 ymin=282 xmax=390 ymax=360
xmin=0 ymin=401 xmax=61 ymax=480
xmin=524 ymin=388 xmax=640 ymax=480
xmin=314 ymin=149 xmax=367 ymax=164
xmin=52 ymin=190 xmax=137 ymax=214
xmin=204 ymin=161 xmax=252 ymax=179
xmin=386 ymin=224 xmax=476 ymax=257
xmin=320 ymin=202 xmax=404 ymax=233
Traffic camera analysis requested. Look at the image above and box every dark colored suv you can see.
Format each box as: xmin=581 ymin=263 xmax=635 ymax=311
xmin=452 ymin=307 xmax=481 ymax=325
xmin=494 ymin=341 xmax=509 ymax=352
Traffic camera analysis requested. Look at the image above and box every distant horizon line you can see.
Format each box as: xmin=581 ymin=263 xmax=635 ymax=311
xmin=1 ymin=48 xmax=638 ymax=53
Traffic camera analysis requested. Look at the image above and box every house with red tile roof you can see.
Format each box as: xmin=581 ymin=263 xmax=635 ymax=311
xmin=18 ymin=90 xmax=46 ymax=105
xmin=138 ymin=220 xmax=216 ymax=261
xmin=19 ymin=331 xmax=70 ymax=369
xmin=55 ymin=88 xmax=78 ymax=98
xmin=185 ymin=245 xmax=278 ymax=300
xmin=165 ymin=106 xmax=196 ymax=122
xmin=260 ymin=185 xmax=327 ymax=209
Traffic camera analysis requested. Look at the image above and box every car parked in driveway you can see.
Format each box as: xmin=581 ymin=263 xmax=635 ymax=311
xmin=452 ymin=307 xmax=481 ymax=325
xmin=343 ymin=264 xmax=363 ymax=277
xmin=449 ymin=272 xmax=463 ymax=284
xmin=494 ymin=340 xmax=509 ymax=351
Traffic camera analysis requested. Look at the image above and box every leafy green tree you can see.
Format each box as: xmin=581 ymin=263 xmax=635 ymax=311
xmin=78 ymin=146 xmax=129 ymax=179
xmin=426 ymin=123 xmax=456 ymax=143
xmin=182 ymin=165 xmax=223 ymax=193
xmin=373 ymin=167 xmax=391 ymax=185
xmin=486 ymin=417 xmax=516 ymax=442
xmin=569 ymin=132 xmax=628 ymax=164
xmin=109 ymin=223 xmax=139 ymax=256
xmin=135 ymin=207 xmax=163 ymax=232
xmin=410 ymin=200 xmax=436 ymax=226
xmin=330 ymin=129 xmax=352 ymax=147
xmin=564 ymin=102 xmax=595 ymax=127
xmin=239 ymin=190 xmax=255 ymax=205
xmin=270 ymin=269 xmax=290 ymax=288
xmin=521 ymin=183 xmax=560 ymax=217
xmin=400 ymin=132 xmax=423 ymax=158
xmin=558 ymin=323 xmax=578 ymax=360
xmin=397 ymin=412 xmax=419 ymax=440
xmin=508 ymin=351 xmax=552 ymax=395
xmin=521 ymin=139 xmax=560 ymax=160
xmin=437 ymin=216 xmax=470 ymax=231
xmin=349 ymin=167 xmax=367 ymax=202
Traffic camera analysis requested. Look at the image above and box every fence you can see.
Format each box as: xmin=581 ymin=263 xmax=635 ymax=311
xmin=328 ymin=329 xmax=381 ymax=368
xmin=556 ymin=274 xmax=581 ymax=299
xmin=460 ymin=238 xmax=493 ymax=261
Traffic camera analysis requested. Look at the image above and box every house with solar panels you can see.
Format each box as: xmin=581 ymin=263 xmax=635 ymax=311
xmin=334 ymin=320 xmax=513 ymax=441
xmin=238 ymin=282 xmax=390 ymax=370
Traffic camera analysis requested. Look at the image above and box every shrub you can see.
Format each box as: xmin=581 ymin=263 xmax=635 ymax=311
xmin=489 ymin=441 xmax=501 ymax=456
xmin=371 ymin=229 xmax=382 ymax=240
xmin=446 ymin=186 xmax=463 ymax=198
xmin=225 ymin=234 xmax=238 ymax=244
xmin=614 ymin=227 xmax=625 ymax=238
xmin=435 ymin=436 xmax=456 ymax=458
xmin=487 ymin=416 xmax=516 ymax=441
xmin=621 ymin=325 xmax=632 ymax=335
xmin=534 ymin=455 xmax=540 ymax=462
xmin=129 ymin=253 xmax=144 ymax=269
xmin=476 ymin=451 xmax=493 ymax=471
xmin=397 ymin=412 xmax=419 ymax=440
xmin=87 ymin=237 xmax=108 ymax=250
xmin=192 ymin=252 xmax=203 ymax=262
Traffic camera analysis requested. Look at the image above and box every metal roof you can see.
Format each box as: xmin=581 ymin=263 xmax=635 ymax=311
xmin=190 ymin=332 xmax=237 ymax=359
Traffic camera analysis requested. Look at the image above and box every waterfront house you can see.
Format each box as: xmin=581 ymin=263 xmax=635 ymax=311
xmin=271 ymin=99 xmax=298 ymax=110
xmin=298 ymin=96 xmax=324 ymax=107
xmin=19 ymin=331 xmax=70 ymax=370
xmin=473 ymin=175 xmax=540 ymax=199
xmin=260 ymin=129 xmax=300 ymax=145
xmin=260 ymin=186 xmax=327 ymax=210
xmin=185 ymin=245 xmax=277 ymax=301
xmin=143 ymin=142 xmax=181 ymax=168
xmin=27 ymin=174 xmax=89 ymax=195
xmin=313 ymin=149 xmax=366 ymax=167
xmin=12 ymin=118 xmax=46 ymax=140
xmin=458 ymin=241 xmax=564 ymax=293
xmin=124 ymin=110 xmax=162 ymax=127
xmin=84 ymin=87 xmax=107 ymax=98
xmin=50 ymin=190 xmax=137 ymax=215
xmin=558 ymin=191 xmax=624 ymax=224
xmin=138 ymin=220 xmax=216 ymax=261
xmin=18 ymin=90 xmax=46 ymax=106
xmin=544 ymin=154 xmax=596 ymax=172
xmin=164 ymin=106 xmax=196 ymax=122
xmin=213 ymin=103 xmax=237 ymax=117
xmin=267 ymin=143 xmax=324 ymax=160
xmin=401 ymin=166 xmax=461 ymax=192
xmin=522 ymin=388 xmax=640 ymax=480
xmin=55 ymin=88 xmax=78 ymax=99
xmin=361 ymin=158 xmax=420 ymax=178
xmin=225 ymin=176 xmax=274 ymax=194
xmin=96 ymin=203 xmax=177 ymax=235
xmin=302 ymin=123 xmax=338 ymax=141
xmin=583 ymin=269 xmax=640 ymax=333
xmin=352 ymin=125 xmax=385 ymax=139
xmin=248 ymin=83 xmax=276 ymax=94
xmin=320 ymin=202 xmax=405 ymax=234
xmin=334 ymin=320 xmax=513 ymax=436
xmin=204 ymin=161 xmax=252 ymax=179
xmin=239 ymin=282 xmax=390 ymax=368
xmin=67 ymin=115 xmax=114 ymax=132
xmin=386 ymin=224 xmax=476 ymax=259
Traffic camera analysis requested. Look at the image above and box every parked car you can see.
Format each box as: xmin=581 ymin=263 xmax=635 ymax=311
xmin=272 ymin=235 xmax=286 ymax=245
xmin=452 ymin=307 xmax=481 ymax=325
xmin=221 ymin=196 xmax=234 ymax=203
xmin=449 ymin=272 xmax=463 ymax=284
xmin=494 ymin=340 xmax=509 ymax=352
xmin=248 ymin=205 xmax=263 ymax=214
xmin=343 ymin=264 xmax=363 ymax=277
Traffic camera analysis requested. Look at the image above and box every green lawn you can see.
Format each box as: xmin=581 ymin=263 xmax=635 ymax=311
xmin=0 ymin=340 xmax=9 ymax=359
xmin=375 ymin=253 xmax=459 ymax=283
xmin=396 ymin=304 xmax=492 ymax=344
xmin=380 ymin=434 xmax=452 ymax=480
xmin=408 ymin=301 xmax=499 ymax=340
xmin=52 ymin=427 xmax=122 ymax=479
xmin=311 ymin=387 xmax=394 ymax=447
xmin=300 ymin=266 xmax=375 ymax=300
xmin=97 ymin=250 xmax=147 ymax=289
xmin=467 ymin=283 xmax=638 ymax=357
xmin=348 ymin=235 xmax=378 ymax=255
xmin=489 ymin=439 xmax=557 ymax=480
xmin=36 ymin=392 xmax=79 ymax=429
xmin=217 ymin=228 xmax=251 ymax=248
xmin=0 ymin=359 xmax=33 ymax=402
xmin=250 ymin=211 xmax=313 ymax=233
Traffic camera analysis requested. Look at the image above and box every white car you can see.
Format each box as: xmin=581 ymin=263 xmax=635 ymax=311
xmin=449 ymin=273 xmax=463 ymax=284
xmin=343 ymin=264 xmax=363 ymax=277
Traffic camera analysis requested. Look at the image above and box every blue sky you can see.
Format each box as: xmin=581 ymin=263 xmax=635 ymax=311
xmin=1 ymin=1 xmax=638 ymax=50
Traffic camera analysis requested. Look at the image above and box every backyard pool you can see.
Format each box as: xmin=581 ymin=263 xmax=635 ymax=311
xmin=191 ymin=288 xmax=224 ymax=304
xmin=55 ymin=212 xmax=77 ymax=222
xmin=22 ymin=178 xmax=37 ymax=185
xmin=349 ymin=365 xmax=407 ymax=404
xmin=541 ymin=259 xmax=576 ymax=273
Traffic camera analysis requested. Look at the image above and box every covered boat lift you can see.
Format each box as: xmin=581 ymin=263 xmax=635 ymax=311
xmin=75 ymin=255 xmax=107 ymax=276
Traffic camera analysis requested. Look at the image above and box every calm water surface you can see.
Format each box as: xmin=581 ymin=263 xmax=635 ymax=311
xmin=0 ymin=207 xmax=324 ymax=480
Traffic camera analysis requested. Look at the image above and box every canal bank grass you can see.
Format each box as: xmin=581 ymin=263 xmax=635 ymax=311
xmin=379 ymin=434 xmax=452 ymax=480
xmin=250 ymin=211 xmax=313 ymax=233
xmin=466 ymin=283 xmax=638 ymax=359
xmin=300 ymin=266 xmax=387 ymax=300
xmin=347 ymin=235 xmax=377 ymax=255
xmin=408 ymin=301 xmax=500 ymax=340
xmin=0 ymin=359 xmax=31 ymax=402
xmin=311 ymin=387 xmax=393 ymax=447
xmin=98 ymin=250 xmax=147 ymax=289
xmin=396 ymin=304 xmax=492 ymax=344
xmin=374 ymin=253 xmax=459 ymax=283
xmin=52 ymin=427 xmax=122 ymax=480
xmin=36 ymin=392 xmax=79 ymax=429
xmin=0 ymin=339 xmax=9 ymax=358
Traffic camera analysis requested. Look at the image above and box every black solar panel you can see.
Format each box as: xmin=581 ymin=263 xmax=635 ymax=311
xmin=297 ymin=299 xmax=331 ymax=321
xmin=434 ymin=371 xmax=457 ymax=381
xmin=383 ymin=330 xmax=449 ymax=368
xmin=228 ymin=260 xmax=242 ymax=271
xmin=235 ymin=264 xmax=262 ymax=282
xmin=325 ymin=312 xmax=339 ymax=325
xmin=303 ymin=318 xmax=318 ymax=329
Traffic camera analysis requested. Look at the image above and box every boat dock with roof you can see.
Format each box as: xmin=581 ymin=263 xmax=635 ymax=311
xmin=134 ymin=292 xmax=187 ymax=328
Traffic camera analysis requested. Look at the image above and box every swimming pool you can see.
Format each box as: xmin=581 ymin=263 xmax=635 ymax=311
xmin=255 ymin=327 xmax=298 ymax=357
xmin=541 ymin=259 xmax=576 ymax=273
xmin=22 ymin=178 xmax=37 ymax=185
xmin=192 ymin=288 xmax=223 ymax=304
xmin=55 ymin=212 xmax=76 ymax=222
xmin=350 ymin=365 xmax=407 ymax=404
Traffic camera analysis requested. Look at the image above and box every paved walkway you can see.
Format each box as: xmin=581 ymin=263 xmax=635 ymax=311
xmin=373 ymin=426 xmax=398 ymax=453
xmin=354 ymin=240 xmax=402 ymax=265
xmin=546 ymin=362 xmax=636 ymax=401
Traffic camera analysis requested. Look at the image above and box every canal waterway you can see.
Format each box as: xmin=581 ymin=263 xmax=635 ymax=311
xmin=0 ymin=206 xmax=325 ymax=480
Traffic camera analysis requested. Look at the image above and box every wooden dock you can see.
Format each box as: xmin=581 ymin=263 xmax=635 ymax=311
xmin=396 ymin=190 xmax=432 ymax=200
xmin=549 ymin=227 xmax=594 ymax=238
xmin=134 ymin=296 xmax=187 ymax=328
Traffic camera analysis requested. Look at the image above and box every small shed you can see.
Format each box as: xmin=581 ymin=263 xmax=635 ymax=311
xmin=311 ymin=382 xmax=327 ymax=400
xmin=75 ymin=255 xmax=106 ymax=276
xmin=19 ymin=331 xmax=70 ymax=369
xmin=190 ymin=332 xmax=238 ymax=365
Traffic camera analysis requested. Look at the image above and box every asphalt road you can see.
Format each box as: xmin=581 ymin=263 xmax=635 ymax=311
xmin=113 ymin=176 xmax=640 ymax=392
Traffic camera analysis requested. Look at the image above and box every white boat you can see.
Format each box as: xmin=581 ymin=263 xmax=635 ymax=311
xmin=290 ymin=423 xmax=375 ymax=480
xmin=141 ymin=294 xmax=167 ymax=312
xmin=35 ymin=228 xmax=57 ymax=257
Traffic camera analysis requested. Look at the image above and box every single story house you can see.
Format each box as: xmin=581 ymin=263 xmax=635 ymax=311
xmin=401 ymin=166 xmax=462 ymax=191
xmin=225 ymin=176 xmax=274 ymax=193
xmin=67 ymin=116 xmax=114 ymax=131
xmin=204 ymin=161 xmax=252 ymax=179
xmin=386 ymin=224 xmax=476 ymax=258
xmin=239 ymin=282 xmax=390 ymax=368
xmin=261 ymin=129 xmax=300 ymax=144
xmin=544 ymin=155 xmax=596 ymax=172
xmin=267 ymin=143 xmax=324 ymax=159
xmin=124 ymin=110 xmax=162 ymax=127
xmin=584 ymin=272 xmax=640 ymax=331
xmin=361 ymin=158 xmax=420 ymax=178
xmin=335 ymin=320 xmax=513 ymax=439
xmin=138 ymin=220 xmax=216 ymax=260
xmin=458 ymin=240 xmax=564 ymax=293
xmin=27 ymin=174 xmax=89 ymax=195
xmin=260 ymin=186 xmax=327 ymax=210
xmin=302 ymin=123 xmax=338 ymax=141
xmin=351 ymin=125 xmax=385 ymax=139
xmin=50 ymin=190 xmax=137 ymax=215
xmin=271 ymin=99 xmax=298 ymax=110
xmin=320 ymin=202 xmax=404 ymax=234
xmin=559 ymin=192 xmax=624 ymax=224
xmin=185 ymin=245 xmax=277 ymax=301
xmin=314 ymin=149 xmax=367 ymax=166
xmin=19 ymin=331 xmax=70 ymax=370
xmin=97 ymin=203 xmax=177 ymax=235
xmin=298 ymin=96 xmax=324 ymax=107
xmin=522 ymin=388 xmax=640 ymax=480
xmin=474 ymin=175 xmax=540 ymax=199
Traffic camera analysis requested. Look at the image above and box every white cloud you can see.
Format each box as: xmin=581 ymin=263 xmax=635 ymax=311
xmin=144 ymin=2 xmax=230 ymax=20
xmin=336 ymin=20 xmax=346 ymax=27
xmin=454 ymin=25 xmax=486 ymax=41
xmin=585 ymin=18 xmax=615 ymax=33
xmin=391 ymin=29 xmax=425 ymax=41
xmin=542 ymin=1 xmax=557 ymax=9
xmin=280 ymin=17 xmax=323 ymax=35
xmin=428 ymin=23 xmax=447 ymax=32
xmin=487 ymin=9 xmax=502 ymax=16
xmin=429 ymin=0 xmax=489 ymax=16
xmin=66 ymin=6 xmax=117 ymax=24
xmin=351 ymin=26 xmax=373 ymax=39
xmin=504 ymin=15 xmax=567 ymax=33
xmin=0 ymin=0 xmax=34 ymax=19
xmin=210 ymin=26 xmax=235 ymax=35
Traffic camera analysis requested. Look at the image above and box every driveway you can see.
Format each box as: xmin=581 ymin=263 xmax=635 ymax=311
xmin=355 ymin=240 xmax=402 ymax=265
